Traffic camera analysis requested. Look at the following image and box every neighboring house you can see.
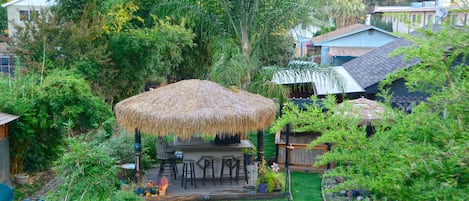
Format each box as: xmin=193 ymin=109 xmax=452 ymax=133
xmin=1 ymin=0 xmax=56 ymax=38
xmin=371 ymin=0 xmax=469 ymax=33
xmin=290 ymin=23 xmax=321 ymax=58
xmin=342 ymin=37 xmax=427 ymax=112
xmin=310 ymin=23 xmax=398 ymax=66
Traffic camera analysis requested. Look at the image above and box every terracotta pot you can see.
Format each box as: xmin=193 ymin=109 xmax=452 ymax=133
xmin=14 ymin=173 xmax=29 ymax=185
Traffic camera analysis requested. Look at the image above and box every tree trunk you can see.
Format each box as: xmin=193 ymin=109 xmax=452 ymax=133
xmin=240 ymin=25 xmax=251 ymax=88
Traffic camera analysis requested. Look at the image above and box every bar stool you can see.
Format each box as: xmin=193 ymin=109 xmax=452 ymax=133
xmin=202 ymin=156 xmax=216 ymax=185
xmin=181 ymin=159 xmax=196 ymax=189
xmin=155 ymin=138 xmax=177 ymax=180
xmin=234 ymin=155 xmax=249 ymax=184
xmin=158 ymin=159 xmax=177 ymax=180
xmin=219 ymin=155 xmax=235 ymax=185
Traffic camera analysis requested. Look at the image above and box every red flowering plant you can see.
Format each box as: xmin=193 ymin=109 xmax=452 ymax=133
xmin=158 ymin=176 xmax=169 ymax=192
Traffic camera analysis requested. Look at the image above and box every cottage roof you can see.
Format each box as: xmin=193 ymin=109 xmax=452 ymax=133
xmin=342 ymin=38 xmax=419 ymax=90
xmin=311 ymin=24 xmax=394 ymax=46
xmin=0 ymin=113 xmax=19 ymax=125
xmin=272 ymin=66 xmax=364 ymax=95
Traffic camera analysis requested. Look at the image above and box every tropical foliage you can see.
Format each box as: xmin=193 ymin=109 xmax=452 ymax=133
xmin=0 ymin=68 xmax=113 ymax=174
xmin=47 ymin=135 xmax=119 ymax=200
xmin=327 ymin=0 xmax=366 ymax=28
xmin=274 ymin=23 xmax=469 ymax=200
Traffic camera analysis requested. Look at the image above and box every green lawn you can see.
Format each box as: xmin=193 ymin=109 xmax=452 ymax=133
xmin=246 ymin=132 xmax=323 ymax=201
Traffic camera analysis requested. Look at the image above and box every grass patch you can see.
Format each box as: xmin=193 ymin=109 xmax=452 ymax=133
xmin=246 ymin=132 xmax=323 ymax=201
xmin=243 ymin=172 xmax=322 ymax=201
xmin=289 ymin=172 xmax=322 ymax=201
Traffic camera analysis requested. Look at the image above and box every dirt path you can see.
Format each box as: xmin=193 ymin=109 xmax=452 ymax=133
xmin=31 ymin=170 xmax=60 ymax=199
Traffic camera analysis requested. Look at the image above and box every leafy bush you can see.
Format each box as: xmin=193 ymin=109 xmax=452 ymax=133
xmin=47 ymin=135 xmax=119 ymax=200
xmin=103 ymin=129 xmax=157 ymax=169
xmin=0 ymin=70 xmax=41 ymax=174
xmin=109 ymin=190 xmax=144 ymax=201
xmin=0 ymin=68 xmax=113 ymax=173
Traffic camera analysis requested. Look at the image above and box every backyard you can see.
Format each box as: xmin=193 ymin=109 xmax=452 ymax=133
xmin=12 ymin=131 xmax=323 ymax=201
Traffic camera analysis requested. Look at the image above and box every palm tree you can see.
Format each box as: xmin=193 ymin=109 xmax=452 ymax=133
xmin=327 ymin=0 xmax=366 ymax=28
xmin=149 ymin=0 xmax=343 ymax=100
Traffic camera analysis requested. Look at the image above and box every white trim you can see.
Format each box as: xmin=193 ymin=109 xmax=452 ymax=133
xmin=2 ymin=0 xmax=56 ymax=7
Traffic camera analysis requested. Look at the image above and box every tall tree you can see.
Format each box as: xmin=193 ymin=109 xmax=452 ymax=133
xmin=152 ymin=0 xmax=341 ymax=99
xmin=327 ymin=0 xmax=366 ymax=28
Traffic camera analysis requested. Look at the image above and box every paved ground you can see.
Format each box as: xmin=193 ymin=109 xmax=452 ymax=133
xmin=32 ymin=163 xmax=285 ymax=200
xmin=141 ymin=164 xmax=285 ymax=201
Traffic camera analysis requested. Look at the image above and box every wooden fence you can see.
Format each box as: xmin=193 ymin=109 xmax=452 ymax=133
xmin=276 ymin=143 xmax=328 ymax=173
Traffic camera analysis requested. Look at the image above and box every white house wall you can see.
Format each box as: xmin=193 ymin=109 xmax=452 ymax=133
xmin=2 ymin=0 xmax=56 ymax=38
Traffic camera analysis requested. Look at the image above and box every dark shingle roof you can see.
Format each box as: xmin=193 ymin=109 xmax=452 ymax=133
xmin=342 ymin=38 xmax=420 ymax=90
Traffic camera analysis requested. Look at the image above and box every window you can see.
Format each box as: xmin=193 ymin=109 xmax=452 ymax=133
xmin=411 ymin=14 xmax=417 ymax=24
xmin=19 ymin=10 xmax=29 ymax=21
xmin=427 ymin=14 xmax=434 ymax=25
xmin=19 ymin=10 xmax=38 ymax=21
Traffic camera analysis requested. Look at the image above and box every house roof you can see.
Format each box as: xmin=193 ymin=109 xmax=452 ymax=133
xmin=311 ymin=24 xmax=395 ymax=46
xmin=0 ymin=112 xmax=19 ymax=125
xmin=1 ymin=0 xmax=56 ymax=7
xmin=272 ymin=66 xmax=364 ymax=95
xmin=372 ymin=6 xmax=436 ymax=13
xmin=342 ymin=38 xmax=420 ymax=90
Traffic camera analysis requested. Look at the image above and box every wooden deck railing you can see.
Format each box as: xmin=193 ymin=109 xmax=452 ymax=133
xmin=276 ymin=143 xmax=328 ymax=173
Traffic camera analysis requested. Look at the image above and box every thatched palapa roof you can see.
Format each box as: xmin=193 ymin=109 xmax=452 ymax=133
xmin=114 ymin=79 xmax=276 ymax=138
xmin=337 ymin=97 xmax=386 ymax=125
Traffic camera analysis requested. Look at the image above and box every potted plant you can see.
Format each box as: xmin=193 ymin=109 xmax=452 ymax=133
xmin=257 ymin=160 xmax=285 ymax=193
xmin=158 ymin=176 xmax=169 ymax=195
xmin=256 ymin=160 xmax=268 ymax=193
xmin=242 ymin=147 xmax=257 ymax=165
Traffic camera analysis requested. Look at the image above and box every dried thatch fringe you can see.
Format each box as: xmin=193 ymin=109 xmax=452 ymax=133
xmin=115 ymin=79 xmax=276 ymax=139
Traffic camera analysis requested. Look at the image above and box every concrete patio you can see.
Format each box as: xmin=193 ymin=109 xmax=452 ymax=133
xmin=140 ymin=163 xmax=286 ymax=201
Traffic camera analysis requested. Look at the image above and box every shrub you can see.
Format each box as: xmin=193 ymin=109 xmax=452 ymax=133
xmin=103 ymin=129 xmax=156 ymax=169
xmin=47 ymin=135 xmax=119 ymax=200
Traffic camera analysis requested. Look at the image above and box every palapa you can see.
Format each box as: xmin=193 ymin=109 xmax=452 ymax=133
xmin=114 ymin=79 xmax=276 ymax=138
xmin=336 ymin=97 xmax=386 ymax=125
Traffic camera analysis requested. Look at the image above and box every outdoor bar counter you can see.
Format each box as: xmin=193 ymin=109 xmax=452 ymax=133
xmin=171 ymin=139 xmax=255 ymax=179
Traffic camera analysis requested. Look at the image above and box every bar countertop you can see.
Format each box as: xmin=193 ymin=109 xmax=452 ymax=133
xmin=170 ymin=140 xmax=254 ymax=151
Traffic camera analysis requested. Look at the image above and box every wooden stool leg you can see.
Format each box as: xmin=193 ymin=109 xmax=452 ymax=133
xmin=220 ymin=159 xmax=225 ymax=185
xmin=191 ymin=162 xmax=196 ymax=188
xmin=235 ymin=159 xmax=240 ymax=184
xmin=211 ymin=159 xmax=215 ymax=185
xmin=203 ymin=160 xmax=207 ymax=185
xmin=244 ymin=160 xmax=249 ymax=184
xmin=228 ymin=159 xmax=233 ymax=184
xmin=181 ymin=162 xmax=186 ymax=187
